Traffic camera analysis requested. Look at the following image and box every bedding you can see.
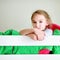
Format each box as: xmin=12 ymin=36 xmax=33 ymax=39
xmin=0 ymin=29 xmax=20 ymax=35
xmin=0 ymin=46 xmax=60 ymax=54
xmin=0 ymin=28 xmax=60 ymax=54
xmin=53 ymin=29 xmax=60 ymax=35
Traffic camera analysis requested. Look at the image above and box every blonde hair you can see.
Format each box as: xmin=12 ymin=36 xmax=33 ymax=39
xmin=31 ymin=10 xmax=52 ymax=28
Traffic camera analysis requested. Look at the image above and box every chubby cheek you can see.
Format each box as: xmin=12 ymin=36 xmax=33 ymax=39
xmin=32 ymin=24 xmax=36 ymax=28
xmin=40 ymin=24 xmax=46 ymax=29
xmin=42 ymin=26 xmax=46 ymax=30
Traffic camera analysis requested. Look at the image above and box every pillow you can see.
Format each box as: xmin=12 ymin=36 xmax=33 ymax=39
xmin=51 ymin=24 xmax=60 ymax=31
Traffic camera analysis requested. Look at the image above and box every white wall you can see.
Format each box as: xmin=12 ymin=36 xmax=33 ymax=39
xmin=0 ymin=0 xmax=60 ymax=32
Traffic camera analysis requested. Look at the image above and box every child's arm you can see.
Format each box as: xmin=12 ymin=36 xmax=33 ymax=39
xmin=20 ymin=29 xmax=34 ymax=35
xmin=20 ymin=28 xmax=45 ymax=40
xmin=26 ymin=33 xmax=37 ymax=40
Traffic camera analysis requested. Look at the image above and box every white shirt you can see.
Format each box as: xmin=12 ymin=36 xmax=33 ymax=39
xmin=45 ymin=29 xmax=53 ymax=36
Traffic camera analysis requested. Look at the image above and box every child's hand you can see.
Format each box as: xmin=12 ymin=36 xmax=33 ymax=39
xmin=33 ymin=28 xmax=45 ymax=40
xmin=26 ymin=33 xmax=37 ymax=40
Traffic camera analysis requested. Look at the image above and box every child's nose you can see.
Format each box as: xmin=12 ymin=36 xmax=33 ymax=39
xmin=36 ymin=22 xmax=40 ymax=29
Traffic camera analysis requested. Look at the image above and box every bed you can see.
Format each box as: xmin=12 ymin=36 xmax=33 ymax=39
xmin=0 ymin=36 xmax=60 ymax=54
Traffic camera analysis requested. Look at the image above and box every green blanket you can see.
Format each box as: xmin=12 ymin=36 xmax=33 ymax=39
xmin=0 ymin=29 xmax=20 ymax=35
xmin=0 ymin=29 xmax=60 ymax=54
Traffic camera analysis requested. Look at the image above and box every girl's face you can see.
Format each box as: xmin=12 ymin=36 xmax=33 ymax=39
xmin=32 ymin=14 xmax=48 ymax=30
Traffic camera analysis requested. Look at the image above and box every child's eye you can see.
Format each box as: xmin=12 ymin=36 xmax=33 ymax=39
xmin=39 ymin=21 xmax=42 ymax=23
xmin=33 ymin=22 xmax=36 ymax=23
